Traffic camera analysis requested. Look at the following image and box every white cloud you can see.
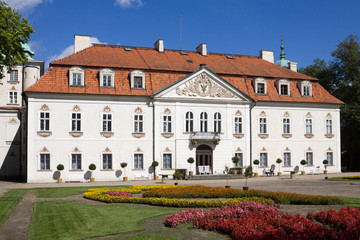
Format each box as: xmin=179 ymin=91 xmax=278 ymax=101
xmin=114 ymin=0 xmax=143 ymax=8
xmin=5 ymin=0 xmax=52 ymax=13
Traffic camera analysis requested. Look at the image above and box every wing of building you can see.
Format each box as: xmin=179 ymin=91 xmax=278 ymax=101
xmin=23 ymin=36 xmax=343 ymax=183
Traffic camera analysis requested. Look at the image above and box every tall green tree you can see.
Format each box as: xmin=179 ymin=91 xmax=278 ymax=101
xmin=0 ymin=1 xmax=34 ymax=79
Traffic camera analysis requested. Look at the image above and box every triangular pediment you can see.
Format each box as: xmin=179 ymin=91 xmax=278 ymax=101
xmin=152 ymin=67 xmax=251 ymax=102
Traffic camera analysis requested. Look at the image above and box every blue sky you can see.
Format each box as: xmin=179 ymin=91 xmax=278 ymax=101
xmin=5 ymin=0 xmax=360 ymax=69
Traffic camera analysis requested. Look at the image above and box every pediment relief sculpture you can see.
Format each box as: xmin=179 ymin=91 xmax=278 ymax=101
xmin=176 ymin=73 xmax=235 ymax=98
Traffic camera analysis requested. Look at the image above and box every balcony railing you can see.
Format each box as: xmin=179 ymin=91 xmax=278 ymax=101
xmin=189 ymin=131 xmax=220 ymax=145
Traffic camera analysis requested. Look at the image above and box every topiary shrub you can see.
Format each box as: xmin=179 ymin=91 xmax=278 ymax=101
xmin=89 ymin=163 xmax=96 ymax=171
xmin=173 ymin=171 xmax=184 ymax=180
xmin=121 ymin=162 xmax=128 ymax=168
xmin=57 ymin=164 xmax=64 ymax=171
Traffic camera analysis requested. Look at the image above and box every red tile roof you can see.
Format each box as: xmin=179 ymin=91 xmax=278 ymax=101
xmin=25 ymin=44 xmax=343 ymax=105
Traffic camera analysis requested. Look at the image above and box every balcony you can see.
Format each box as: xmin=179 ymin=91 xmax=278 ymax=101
xmin=190 ymin=131 xmax=220 ymax=145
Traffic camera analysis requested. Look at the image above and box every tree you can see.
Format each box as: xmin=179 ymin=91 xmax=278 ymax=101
xmin=0 ymin=1 xmax=34 ymax=79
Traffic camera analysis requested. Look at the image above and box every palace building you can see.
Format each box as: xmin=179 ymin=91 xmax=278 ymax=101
xmin=22 ymin=35 xmax=342 ymax=182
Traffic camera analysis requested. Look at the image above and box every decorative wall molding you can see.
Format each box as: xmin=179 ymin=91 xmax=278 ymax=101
xmin=284 ymin=111 xmax=290 ymax=117
xmin=164 ymin=147 xmax=171 ymax=152
xmin=40 ymin=104 xmax=49 ymax=111
xmin=236 ymin=147 xmax=242 ymax=152
xmin=73 ymin=105 xmax=81 ymax=112
xmin=164 ymin=108 xmax=171 ymax=114
xmin=135 ymin=107 xmax=142 ymax=114
xmin=105 ymin=147 xmax=111 ymax=152
xmin=260 ymin=111 xmax=266 ymax=117
xmin=135 ymin=147 xmax=142 ymax=152
xmin=73 ymin=147 xmax=80 ymax=152
xmin=103 ymin=106 xmax=111 ymax=112
xmin=40 ymin=147 xmax=49 ymax=152
xmin=235 ymin=110 xmax=242 ymax=116
xmin=37 ymin=132 xmax=52 ymax=137
xmin=9 ymin=118 xmax=17 ymax=123
xmin=306 ymin=112 xmax=312 ymax=118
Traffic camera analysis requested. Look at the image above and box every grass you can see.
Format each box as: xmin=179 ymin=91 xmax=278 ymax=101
xmin=36 ymin=185 xmax=130 ymax=198
xmin=325 ymin=177 xmax=360 ymax=181
xmin=342 ymin=197 xmax=360 ymax=208
xmin=28 ymin=201 xmax=179 ymax=240
xmin=0 ymin=189 xmax=27 ymax=228
xmin=116 ymin=234 xmax=185 ymax=240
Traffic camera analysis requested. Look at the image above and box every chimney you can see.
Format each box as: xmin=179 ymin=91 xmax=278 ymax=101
xmin=154 ymin=39 xmax=164 ymax=52
xmin=259 ymin=50 xmax=274 ymax=63
xmin=196 ymin=43 xmax=207 ymax=56
xmin=289 ymin=62 xmax=298 ymax=72
xmin=74 ymin=35 xmax=91 ymax=53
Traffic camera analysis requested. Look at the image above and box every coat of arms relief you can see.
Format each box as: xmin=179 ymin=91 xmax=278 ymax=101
xmin=175 ymin=73 xmax=235 ymax=98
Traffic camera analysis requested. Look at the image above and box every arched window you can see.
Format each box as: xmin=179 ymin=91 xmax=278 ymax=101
xmin=214 ymin=112 xmax=221 ymax=133
xmin=185 ymin=111 xmax=193 ymax=132
xmin=200 ymin=112 xmax=208 ymax=132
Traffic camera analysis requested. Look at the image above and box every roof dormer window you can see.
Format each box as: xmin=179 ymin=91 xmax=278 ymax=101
xmin=253 ymin=78 xmax=267 ymax=95
xmin=130 ymin=70 xmax=145 ymax=89
xmin=69 ymin=67 xmax=84 ymax=86
xmin=300 ymin=80 xmax=312 ymax=97
xmin=100 ymin=68 xmax=114 ymax=88
xmin=277 ymin=79 xmax=290 ymax=96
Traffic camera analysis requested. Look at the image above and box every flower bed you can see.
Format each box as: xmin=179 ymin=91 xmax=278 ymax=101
xmin=343 ymin=175 xmax=360 ymax=180
xmin=143 ymin=186 xmax=344 ymax=205
xmin=165 ymin=202 xmax=360 ymax=239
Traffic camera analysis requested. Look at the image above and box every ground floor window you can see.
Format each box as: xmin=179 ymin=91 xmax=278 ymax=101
xmin=40 ymin=153 xmax=50 ymax=170
xmin=306 ymin=152 xmax=313 ymax=166
xmin=326 ymin=152 xmax=333 ymax=165
xmin=283 ymin=152 xmax=291 ymax=167
xmin=71 ymin=154 xmax=82 ymax=170
xmin=234 ymin=153 xmax=243 ymax=167
xmin=102 ymin=153 xmax=112 ymax=169
xmin=134 ymin=154 xmax=143 ymax=169
xmin=260 ymin=153 xmax=268 ymax=167
xmin=163 ymin=154 xmax=172 ymax=169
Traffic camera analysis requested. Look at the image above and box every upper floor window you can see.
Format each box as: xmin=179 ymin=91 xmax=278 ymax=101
xmin=40 ymin=153 xmax=50 ymax=170
xmin=8 ymin=91 xmax=18 ymax=104
xmin=326 ymin=118 xmax=333 ymax=135
xmin=214 ymin=112 xmax=221 ymax=133
xmin=130 ymin=70 xmax=145 ymax=89
xmin=134 ymin=114 xmax=143 ymax=133
xmin=234 ymin=116 xmax=243 ymax=134
xmin=71 ymin=113 xmax=81 ymax=132
xmin=102 ymin=113 xmax=112 ymax=132
xmin=277 ymin=79 xmax=290 ymax=96
xmin=9 ymin=70 xmax=18 ymax=82
xmin=200 ymin=112 xmax=208 ymax=132
xmin=185 ymin=111 xmax=193 ymax=132
xmin=300 ymin=80 xmax=312 ymax=97
xmin=254 ymin=78 xmax=267 ymax=94
xmin=100 ymin=68 xmax=114 ymax=87
xmin=305 ymin=118 xmax=313 ymax=135
xmin=283 ymin=152 xmax=291 ymax=167
xmin=39 ymin=111 xmax=50 ymax=131
xmin=259 ymin=117 xmax=267 ymax=134
xmin=282 ymin=118 xmax=291 ymax=134
xmin=69 ymin=67 xmax=84 ymax=86
xmin=234 ymin=153 xmax=243 ymax=167
xmin=163 ymin=115 xmax=172 ymax=133
xmin=102 ymin=153 xmax=112 ymax=169
xmin=280 ymin=84 xmax=289 ymax=95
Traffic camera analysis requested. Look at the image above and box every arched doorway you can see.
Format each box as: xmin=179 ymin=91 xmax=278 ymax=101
xmin=196 ymin=145 xmax=213 ymax=174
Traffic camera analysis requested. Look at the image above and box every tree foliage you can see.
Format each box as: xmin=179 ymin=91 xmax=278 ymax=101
xmin=300 ymin=34 xmax=360 ymax=170
xmin=0 ymin=1 xmax=34 ymax=79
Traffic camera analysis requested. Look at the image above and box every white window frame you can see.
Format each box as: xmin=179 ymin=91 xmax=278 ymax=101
xmin=70 ymin=112 xmax=82 ymax=132
xmin=8 ymin=90 xmax=18 ymax=104
xmin=234 ymin=116 xmax=243 ymax=134
xmin=282 ymin=117 xmax=291 ymax=134
xmin=305 ymin=118 xmax=313 ymax=135
xmin=306 ymin=152 xmax=313 ymax=166
xmin=162 ymin=153 xmax=172 ymax=169
xmin=254 ymin=78 xmax=267 ymax=94
xmin=9 ymin=69 xmax=18 ymax=82
xmin=69 ymin=67 xmax=85 ymax=86
xmin=234 ymin=152 xmax=243 ymax=167
xmin=130 ymin=70 xmax=145 ymax=89
xmin=133 ymin=153 xmax=144 ymax=169
xmin=185 ymin=111 xmax=194 ymax=133
xmin=277 ymin=79 xmax=290 ymax=96
xmin=325 ymin=118 xmax=333 ymax=135
xmin=133 ymin=113 xmax=144 ymax=133
xmin=301 ymin=81 xmax=312 ymax=96
xmin=101 ymin=113 xmax=113 ymax=133
xmin=259 ymin=117 xmax=268 ymax=134
xmin=102 ymin=153 xmax=113 ymax=170
xmin=39 ymin=153 xmax=50 ymax=170
xmin=214 ymin=112 xmax=222 ymax=133
xmin=260 ymin=152 xmax=268 ymax=167
xmin=162 ymin=114 xmax=172 ymax=133
xmin=71 ymin=153 xmax=82 ymax=170
xmin=39 ymin=111 xmax=51 ymax=132
xmin=200 ymin=112 xmax=208 ymax=132
xmin=100 ymin=68 xmax=114 ymax=87
xmin=326 ymin=152 xmax=333 ymax=166
xmin=283 ymin=152 xmax=291 ymax=167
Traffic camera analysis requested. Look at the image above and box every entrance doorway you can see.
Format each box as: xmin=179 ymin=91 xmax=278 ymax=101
xmin=196 ymin=145 xmax=213 ymax=174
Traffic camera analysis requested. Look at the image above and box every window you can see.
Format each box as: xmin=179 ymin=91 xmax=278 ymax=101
xmin=10 ymin=70 xmax=18 ymax=82
xmin=234 ymin=117 xmax=243 ymax=134
xmin=303 ymin=86 xmax=311 ymax=96
xmin=71 ymin=154 xmax=82 ymax=170
xmin=260 ymin=153 xmax=268 ymax=167
xmin=326 ymin=152 xmax=333 ymax=165
xmin=163 ymin=154 xmax=172 ymax=169
xmin=72 ymin=73 xmax=82 ymax=85
xmin=282 ymin=118 xmax=291 ymax=134
xmin=39 ymin=111 xmax=50 ymax=131
xmin=102 ymin=75 xmax=112 ymax=87
xmin=200 ymin=112 xmax=208 ymax=132
xmin=300 ymin=81 xmax=312 ymax=96
xmin=185 ymin=111 xmax=193 ymax=132
xmin=71 ymin=113 xmax=81 ymax=132
xmin=326 ymin=119 xmax=333 ymax=135
xmin=283 ymin=152 xmax=291 ymax=167
xmin=280 ymin=84 xmax=289 ymax=95
xmin=102 ymin=113 xmax=112 ymax=132
xmin=306 ymin=152 xmax=313 ymax=166
xmin=254 ymin=77 xmax=267 ymax=94
xmin=102 ymin=153 xmax=112 ymax=169
xmin=305 ymin=118 xmax=313 ymax=134
xmin=234 ymin=153 xmax=243 ymax=167
xmin=100 ymin=68 xmax=114 ymax=87
xmin=8 ymin=91 xmax=18 ymax=104
xmin=40 ymin=153 xmax=50 ymax=170
xmin=277 ymin=79 xmax=290 ymax=96
xmin=134 ymin=154 xmax=143 ymax=169
xmin=69 ymin=67 xmax=84 ymax=86
xmin=163 ymin=115 xmax=172 ymax=133
xmin=131 ymin=70 xmax=145 ymax=89
xmin=259 ymin=117 xmax=267 ymax=134
xmin=214 ymin=112 xmax=221 ymax=133
xmin=257 ymin=83 xmax=265 ymax=94
xmin=134 ymin=114 xmax=143 ymax=133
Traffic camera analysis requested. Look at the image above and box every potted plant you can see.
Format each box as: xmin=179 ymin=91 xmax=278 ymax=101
xmin=323 ymin=159 xmax=329 ymax=179
xmin=253 ymin=159 xmax=259 ymax=176
xmin=224 ymin=165 xmax=230 ymax=188
xmin=152 ymin=161 xmax=159 ymax=180
xmin=276 ymin=158 xmax=282 ymax=176
xmin=187 ymin=157 xmax=195 ymax=176
xmin=121 ymin=162 xmax=128 ymax=181
xmin=56 ymin=164 xmax=64 ymax=183
xmin=243 ymin=165 xmax=253 ymax=190
xmin=88 ymin=163 xmax=96 ymax=182
xmin=300 ymin=160 xmax=307 ymax=175
xmin=232 ymin=156 xmax=240 ymax=174
xmin=173 ymin=171 xmax=183 ymax=185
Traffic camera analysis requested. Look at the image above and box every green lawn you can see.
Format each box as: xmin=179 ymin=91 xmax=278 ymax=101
xmin=342 ymin=197 xmax=360 ymax=208
xmin=36 ymin=185 xmax=130 ymax=198
xmin=28 ymin=201 xmax=179 ymax=240
xmin=0 ymin=189 xmax=27 ymax=227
